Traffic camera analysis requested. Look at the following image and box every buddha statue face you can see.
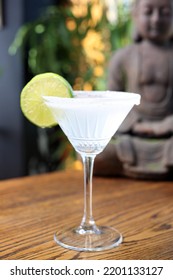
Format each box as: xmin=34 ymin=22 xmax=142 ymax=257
xmin=133 ymin=0 xmax=173 ymax=43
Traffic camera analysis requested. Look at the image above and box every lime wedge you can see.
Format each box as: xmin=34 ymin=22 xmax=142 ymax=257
xmin=20 ymin=72 xmax=73 ymax=127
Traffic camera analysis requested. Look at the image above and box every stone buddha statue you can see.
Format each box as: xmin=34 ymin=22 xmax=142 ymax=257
xmin=94 ymin=0 xmax=173 ymax=179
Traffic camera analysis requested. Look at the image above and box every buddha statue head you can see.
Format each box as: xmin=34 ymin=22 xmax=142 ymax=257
xmin=132 ymin=0 xmax=173 ymax=43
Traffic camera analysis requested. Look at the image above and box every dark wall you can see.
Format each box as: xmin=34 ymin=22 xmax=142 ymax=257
xmin=24 ymin=0 xmax=55 ymax=21
xmin=0 ymin=0 xmax=54 ymax=179
xmin=0 ymin=0 xmax=25 ymax=179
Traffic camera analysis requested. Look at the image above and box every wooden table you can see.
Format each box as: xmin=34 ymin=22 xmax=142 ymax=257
xmin=0 ymin=170 xmax=173 ymax=260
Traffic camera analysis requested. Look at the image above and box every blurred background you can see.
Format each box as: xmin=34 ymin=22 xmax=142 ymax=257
xmin=0 ymin=0 xmax=133 ymax=180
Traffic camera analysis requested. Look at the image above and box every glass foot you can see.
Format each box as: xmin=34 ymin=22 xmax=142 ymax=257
xmin=54 ymin=226 xmax=123 ymax=251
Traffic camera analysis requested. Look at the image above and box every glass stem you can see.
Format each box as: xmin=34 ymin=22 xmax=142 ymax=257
xmin=78 ymin=154 xmax=99 ymax=233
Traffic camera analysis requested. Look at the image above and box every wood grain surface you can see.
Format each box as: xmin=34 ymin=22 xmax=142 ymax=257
xmin=0 ymin=170 xmax=173 ymax=260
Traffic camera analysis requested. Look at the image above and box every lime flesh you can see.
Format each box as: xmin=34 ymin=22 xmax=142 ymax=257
xmin=20 ymin=73 xmax=73 ymax=127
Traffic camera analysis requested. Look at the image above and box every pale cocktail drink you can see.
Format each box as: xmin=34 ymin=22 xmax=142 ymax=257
xmin=44 ymin=91 xmax=140 ymax=251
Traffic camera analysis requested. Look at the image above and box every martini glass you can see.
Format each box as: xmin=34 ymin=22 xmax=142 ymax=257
xmin=43 ymin=91 xmax=140 ymax=251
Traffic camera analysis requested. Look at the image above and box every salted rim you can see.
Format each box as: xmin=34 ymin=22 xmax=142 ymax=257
xmin=43 ymin=90 xmax=141 ymax=106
